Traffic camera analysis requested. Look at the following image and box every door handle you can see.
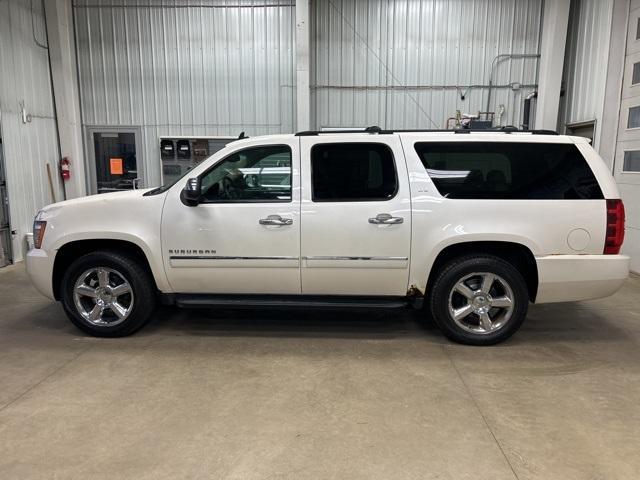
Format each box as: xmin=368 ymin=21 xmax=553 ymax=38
xmin=259 ymin=214 xmax=293 ymax=226
xmin=368 ymin=213 xmax=404 ymax=225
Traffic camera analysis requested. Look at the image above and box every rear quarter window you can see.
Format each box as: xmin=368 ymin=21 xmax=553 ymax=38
xmin=414 ymin=142 xmax=603 ymax=200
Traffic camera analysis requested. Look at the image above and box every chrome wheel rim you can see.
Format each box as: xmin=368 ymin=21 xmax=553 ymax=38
xmin=73 ymin=267 xmax=134 ymax=327
xmin=448 ymin=272 xmax=514 ymax=335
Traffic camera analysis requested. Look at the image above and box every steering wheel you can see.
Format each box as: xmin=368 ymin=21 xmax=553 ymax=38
xmin=222 ymin=173 xmax=248 ymax=200
xmin=222 ymin=177 xmax=236 ymax=199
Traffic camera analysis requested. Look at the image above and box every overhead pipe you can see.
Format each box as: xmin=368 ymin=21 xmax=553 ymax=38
xmin=522 ymin=91 xmax=538 ymax=131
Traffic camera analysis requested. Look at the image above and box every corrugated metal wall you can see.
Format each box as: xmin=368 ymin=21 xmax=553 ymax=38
xmin=73 ymin=0 xmax=296 ymax=188
xmin=561 ymin=0 xmax=614 ymax=147
xmin=0 ymin=0 xmax=63 ymax=262
xmin=74 ymin=0 xmax=544 ymax=186
xmin=312 ymin=0 xmax=543 ymax=130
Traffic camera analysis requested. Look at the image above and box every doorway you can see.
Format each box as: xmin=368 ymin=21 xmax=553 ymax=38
xmin=0 ymin=134 xmax=11 ymax=267
xmin=566 ymin=120 xmax=596 ymax=144
xmin=86 ymin=127 xmax=143 ymax=194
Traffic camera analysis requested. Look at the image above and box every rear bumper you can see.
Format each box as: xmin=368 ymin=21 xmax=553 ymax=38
xmin=535 ymin=254 xmax=630 ymax=303
xmin=25 ymin=248 xmax=56 ymax=300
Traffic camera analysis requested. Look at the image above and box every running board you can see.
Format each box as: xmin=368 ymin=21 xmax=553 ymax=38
xmin=170 ymin=294 xmax=410 ymax=309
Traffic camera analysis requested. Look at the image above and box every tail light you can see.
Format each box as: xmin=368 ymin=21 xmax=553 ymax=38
xmin=604 ymin=199 xmax=625 ymax=255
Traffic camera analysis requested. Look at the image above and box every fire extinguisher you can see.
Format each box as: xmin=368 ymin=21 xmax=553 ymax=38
xmin=60 ymin=157 xmax=70 ymax=181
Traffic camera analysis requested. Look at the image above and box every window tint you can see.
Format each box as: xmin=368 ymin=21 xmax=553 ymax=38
xmin=311 ymin=143 xmax=397 ymax=201
xmin=415 ymin=142 xmax=603 ymax=200
xmin=629 ymin=106 xmax=640 ymax=128
xmin=200 ymin=145 xmax=291 ymax=202
xmin=633 ymin=62 xmax=640 ymax=85
xmin=623 ymin=150 xmax=640 ymax=172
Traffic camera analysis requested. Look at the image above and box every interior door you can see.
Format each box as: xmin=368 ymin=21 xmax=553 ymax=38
xmin=300 ymin=136 xmax=411 ymax=296
xmin=88 ymin=128 xmax=143 ymax=194
xmin=161 ymin=138 xmax=301 ymax=294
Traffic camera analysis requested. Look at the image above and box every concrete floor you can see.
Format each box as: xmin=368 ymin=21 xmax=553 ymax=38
xmin=0 ymin=265 xmax=639 ymax=480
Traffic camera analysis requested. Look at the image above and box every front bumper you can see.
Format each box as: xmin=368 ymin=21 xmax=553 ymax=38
xmin=535 ymin=254 xmax=630 ymax=303
xmin=25 ymin=248 xmax=56 ymax=300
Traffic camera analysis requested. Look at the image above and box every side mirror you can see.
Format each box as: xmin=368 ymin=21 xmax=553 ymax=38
xmin=180 ymin=177 xmax=202 ymax=206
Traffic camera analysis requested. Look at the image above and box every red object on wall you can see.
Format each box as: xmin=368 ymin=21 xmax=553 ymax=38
xmin=60 ymin=157 xmax=71 ymax=181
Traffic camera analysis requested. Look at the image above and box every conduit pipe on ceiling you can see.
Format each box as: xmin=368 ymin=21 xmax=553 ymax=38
xmin=485 ymin=53 xmax=541 ymax=114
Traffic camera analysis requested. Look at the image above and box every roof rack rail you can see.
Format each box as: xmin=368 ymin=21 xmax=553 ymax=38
xmin=295 ymin=125 xmax=392 ymax=136
xmin=294 ymin=126 xmax=559 ymax=136
xmin=529 ymin=129 xmax=559 ymax=135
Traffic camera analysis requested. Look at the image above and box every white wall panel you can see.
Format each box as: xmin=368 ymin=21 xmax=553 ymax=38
xmin=0 ymin=0 xmax=63 ymax=262
xmin=311 ymin=0 xmax=543 ymax=130
xmin=561 ymin=0 xmax=614 ymax=149
xmin=74 ymin=0 xmax=296 ymax=187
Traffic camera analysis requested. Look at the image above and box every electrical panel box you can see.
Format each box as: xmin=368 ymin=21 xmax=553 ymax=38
xmin=159 ymin=136 xmax=235 ymax=186
xmin=160 ymin=139 xmax=175 ymax=159
xmin=176 ymin=140 xmax=191 ymax=159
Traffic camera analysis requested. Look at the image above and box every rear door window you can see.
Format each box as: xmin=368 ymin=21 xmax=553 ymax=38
xmin=311 ymin=143 xmax=397 ymax=201
xmin=414 ymin=142 xmax=603 ymax=199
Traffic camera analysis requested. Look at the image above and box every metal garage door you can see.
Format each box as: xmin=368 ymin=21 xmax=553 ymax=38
xmin=613 ymin=3 xmax=640 ymax=274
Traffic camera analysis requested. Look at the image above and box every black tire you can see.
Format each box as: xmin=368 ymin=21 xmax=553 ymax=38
xmin=60 ymin=250 xmax=157 ymax=337
xmin=428 ymin=255 xmax=529 ymax=346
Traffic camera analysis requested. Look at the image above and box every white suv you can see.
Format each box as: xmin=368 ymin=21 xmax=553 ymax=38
xmin=26 ymin=128 xmax=629 ymax=345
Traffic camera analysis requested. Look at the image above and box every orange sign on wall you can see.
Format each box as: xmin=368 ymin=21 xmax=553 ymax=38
xmin=110 ymin=158 xmax=124 ymax=175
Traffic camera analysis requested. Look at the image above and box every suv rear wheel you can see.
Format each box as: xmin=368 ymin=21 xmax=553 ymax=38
xmin=429 ymin=255 xmax=529 ymax=345
xmin=60 ymin=251 xmax=157 ymax=337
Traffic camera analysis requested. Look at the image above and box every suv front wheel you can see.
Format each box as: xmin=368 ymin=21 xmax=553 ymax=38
xmin=60 ymin=251 xmax=157 ymax=337
xmin=429 ymin=255 xmax=529 ymax=345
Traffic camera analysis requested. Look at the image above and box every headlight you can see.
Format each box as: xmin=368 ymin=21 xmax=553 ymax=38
xmin=33 ymin=220 xmax=47 ymax=249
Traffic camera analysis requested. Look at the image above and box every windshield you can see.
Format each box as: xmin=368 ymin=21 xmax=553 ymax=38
xmin=143 ymin=165 xmax=194 ymax=196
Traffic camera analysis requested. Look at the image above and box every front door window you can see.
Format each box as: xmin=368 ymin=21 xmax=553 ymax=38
xmin=199 ymin=145 xmax=292 ymax=202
